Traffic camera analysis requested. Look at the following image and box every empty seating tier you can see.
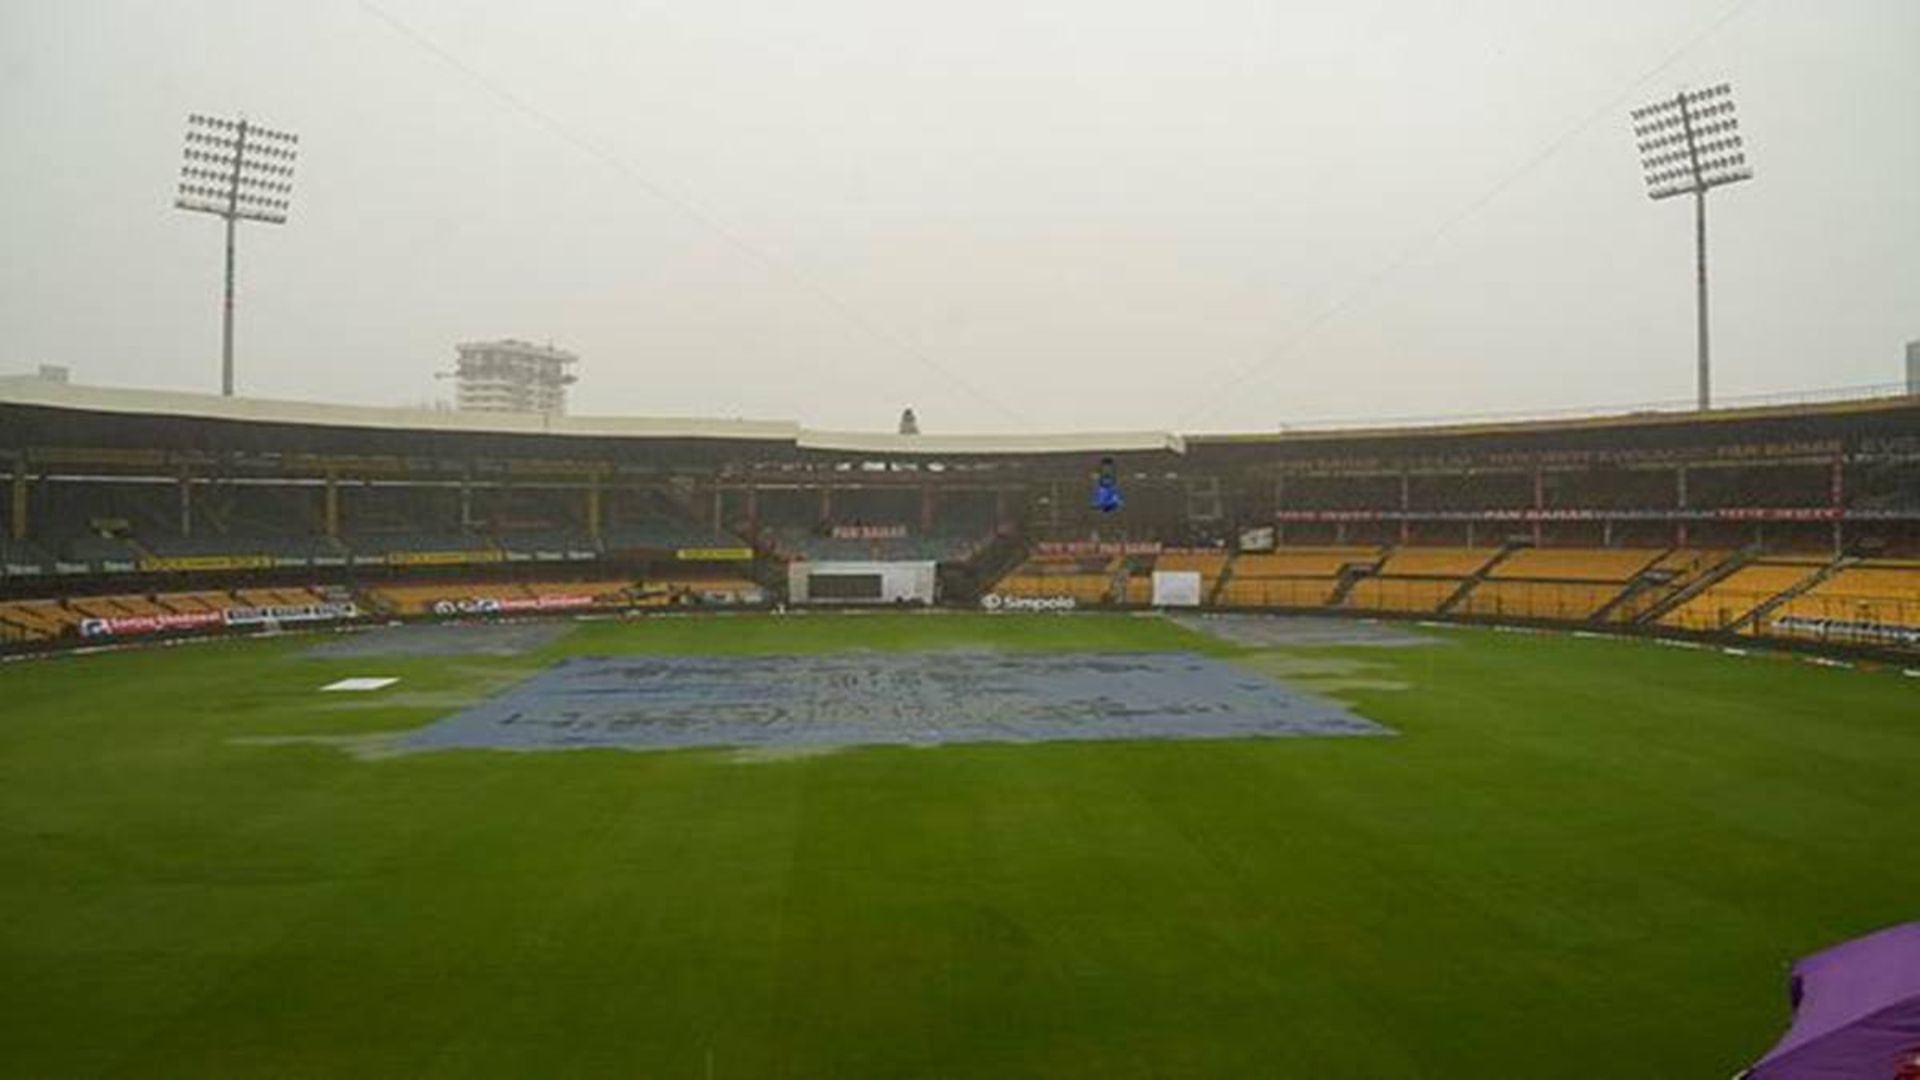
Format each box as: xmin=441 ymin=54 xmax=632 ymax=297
xmin=1659 ymin=561 xmax=1826 ymax=632
xmin=1217 ymin=577 xmax=1340 ymax=608
xmin=1376 ymin=548 xmax=1499 ymax=577
xmin=1230 ymin=548 xmax=1379 ymax=578
xmin=1764 ymin=562 xmax=1920 ymax=632
xmin=1155 ymin=550 xmax=1228 ymax=579
xmin=1453 ymin=581 xmax=1629 ymax=621
xmin=1490 ymin=548 xmax=1664 ymax=582
xmin=0 ymin=600 xmax=81 ymax=640
xmin=993 ymin=555 xmax=1117 ymax=605
xmin=1343 ymin=577 xmax=1461 ymax=614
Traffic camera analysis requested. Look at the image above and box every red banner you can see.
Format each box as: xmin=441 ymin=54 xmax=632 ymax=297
xmin=1034 ymin=540 xmax=1163 ymax=556
xmin=498 ymin=595 xmax=597 ymax=612
xmin=830 ymin=524 xmax=908 ymax=540
xmin=79 ymin=611 xmax=223 ymax=638
xmin=1270 ymin=507 xmax=1847 ymax=523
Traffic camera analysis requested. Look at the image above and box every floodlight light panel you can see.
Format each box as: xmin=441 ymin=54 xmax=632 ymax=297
xmin=1639 ymin=154 xmax=1702 ymax=185
xmin=176 ymin=187 xmax=233 ymax=207
xmin=1699 ymin=162 xmax=1753 ymax=189
xmin=1681 ymin=83 xmax=1731 ymax=103
xmin=237 ymin=159 xmax=295 ymax=177
xmin=1629 ymin=82 xmax=1749 ymax=200
xmin=1636 ymin=131 xmax=1692 ymax=155
xmin=185 ymin=132 xmax=242 ymax=151
xmin=234 ymin=192 xmax=290 ymax=210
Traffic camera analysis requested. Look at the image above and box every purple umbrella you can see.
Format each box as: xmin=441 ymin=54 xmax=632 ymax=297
xmin=1744 ymin=922 xmax=1920 ymax=1080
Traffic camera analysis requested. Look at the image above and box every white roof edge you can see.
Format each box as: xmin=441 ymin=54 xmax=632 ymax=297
xmin=0 ymin=377 xmax=798 ymax=442
xmin=0 ymin=377 xmax=1187 ymax=455
xmin=795 ymin=429 xmax=1184 ymax=456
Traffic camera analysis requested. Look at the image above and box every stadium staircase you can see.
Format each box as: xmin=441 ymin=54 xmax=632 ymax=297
xmin=1632 ymin=546 xmax=1762 ymax=626
xmin=1725 ymin=556 xmax=1853 ymax=634
xmin=740 ymin=551 xmax=786 ymax=598
xmin=1435 ymin=545 xmax=1522 ymax=615
xmin=1325 ymin=550 xmax=1391 ymax=607
xmin=1590 ymin=547 xmax=1677 ymax=623
xmin=1107 ymin=556 xmax=1136 ymax=605
xmin=980 ymin=533 xmax=1032 ymax=583
xmin=952 ymin=532 xmax=1028 ymax=602
xmin=1207 ymin=558 xmax=1235 ymax=605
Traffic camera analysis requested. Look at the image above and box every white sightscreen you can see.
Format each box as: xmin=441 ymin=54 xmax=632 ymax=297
xmin=788 ymin=561 xmax=937 ymax=605
xmin=1151 ymin=570 xmax=1203 ymax=607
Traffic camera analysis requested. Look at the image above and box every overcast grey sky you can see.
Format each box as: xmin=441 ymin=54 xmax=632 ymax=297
xmin=1 ymin=0 xmax=1915 ymax=433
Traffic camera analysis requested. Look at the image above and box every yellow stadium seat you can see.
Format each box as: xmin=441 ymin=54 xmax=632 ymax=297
xmin=1659 ymin=562 xmax=1826 ymax=632
xmin=1343 ymin=577 xmax=1460 ymax=613
xmin=1490 ymin=548 xmax=1664 ymax=582
xmin=1377 ymin=548 xmax=1499 ymax=577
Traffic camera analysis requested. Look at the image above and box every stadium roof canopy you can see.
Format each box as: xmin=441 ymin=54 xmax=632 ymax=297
xmin=2 ymin=375 xmax=1916 ymax=465
xmin=0 ymin=377 xmax=1183 ymax=460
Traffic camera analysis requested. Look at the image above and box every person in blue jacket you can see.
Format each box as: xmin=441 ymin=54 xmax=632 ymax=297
xmin=1092 ymin=456 xmax=1124 ymax=514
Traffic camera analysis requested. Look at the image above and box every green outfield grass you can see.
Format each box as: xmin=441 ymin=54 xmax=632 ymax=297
xmin=2 ymin=613 xmax=1915 ymax=1078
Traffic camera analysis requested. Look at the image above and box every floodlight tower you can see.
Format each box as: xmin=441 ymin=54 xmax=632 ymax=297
xmin=1631 ymin=83 xmax=1752 ymax=411
xmin=174 ymin=113 xmax=299 ymax=397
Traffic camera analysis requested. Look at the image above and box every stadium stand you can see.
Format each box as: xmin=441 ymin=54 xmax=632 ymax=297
xmin=1659 ymin=559 xmax=1831 ymax=632
xmin=1453 ymin=579 xmax=1629 ymax=621
xmin=1375 ymin=547 xmax=1503 ymax=578
xmin=366 ymin=580 xmax=634 ymax=615
xmin=4 ymin=378 xmax=1919 ymax=653
xmin=1448 ymin=546 xmax=1667 ymax=621
xmin=601 ymin=520 xmax=746 ymax=552
xmin=1215 ymin=547 xmax=1379 ymax=608
xmin=0 ymin=537 xmax=54 ymax=574
xmin=66 ymin=595 xmax=149 ymax=619
xmin=234 ymin=587 xmax=330 ymax=608
xmin=159 ymin=590 xmax=241 ymax=613
xmin=766 ymin=527 xmax=990 ymax=563
xmin=641 ymin=575 xmax=766 ymax=605
xmin=345 ymin=532 xmax=503 ymax=561
xmin=1232 ymin=548 xmax=1381 ymax=577
xmin=1489 ymin=548 xmax=1665 ymax=581
xmin=1601 ymin=548 xmax=1736 ymax=623
xmin=1763 ymin=560 xmax=1920 ymax=633
xmin=991 ymin=555 xmax=1120 ymax=605
xmin=495 ymin=530 xmax=598 ymax=559
xmin=0 ymin=599 xmax=82 ymax=640
xmin=0 ymin=586 xmax=356 ymax=644
xmin=1342 ymin=576 xmax=1464 ymax=614
xmin=1327 ymin=546 xmax=1506 ymax=615
xmin=61 ymin=535 xmax=142 ymax=568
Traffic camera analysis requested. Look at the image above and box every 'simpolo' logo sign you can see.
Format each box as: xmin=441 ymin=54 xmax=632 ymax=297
xmin=981 ymin=594 xmax=1077 ymax=613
